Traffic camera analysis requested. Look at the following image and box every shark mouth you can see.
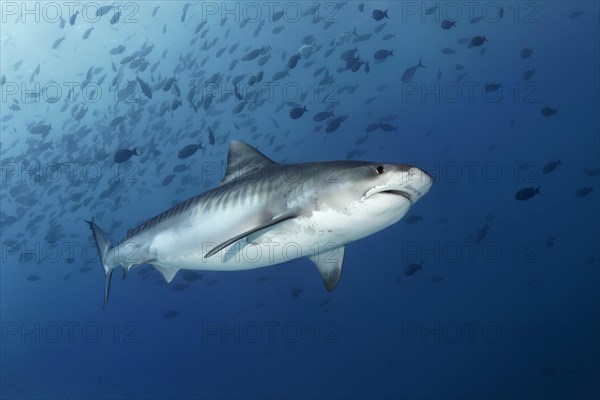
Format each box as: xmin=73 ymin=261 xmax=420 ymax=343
xmin=364 ymin=187 xmax=413 ymax=203
xmin=380 ymin=190 xmax=413 ymax=203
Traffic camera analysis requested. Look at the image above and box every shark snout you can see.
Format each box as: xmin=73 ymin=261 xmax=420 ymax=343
xmin=406 ymin=167 xmax=433 ymax=202
xmin=393 ymin=166 xmax=433 ymax=203
xmin=417 ymin=167 xmax=434 ymax=183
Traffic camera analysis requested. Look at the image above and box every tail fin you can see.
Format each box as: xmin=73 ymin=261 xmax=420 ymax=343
xmin=352 ymin=27 xmax=358 ymax=36
xmin=86 ymin=220 xmax=114 ymax=309
xmin=418 ymin=57 xmax=426 ymax=68
xmin=132 ymin=147 xmax=138 ymax=156
xmin=535 ymin=186 xmax=542 ymax=195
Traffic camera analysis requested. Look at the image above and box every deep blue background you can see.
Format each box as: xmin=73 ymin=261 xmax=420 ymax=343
xmin=1 ymin=1 xmax=599 ymax=399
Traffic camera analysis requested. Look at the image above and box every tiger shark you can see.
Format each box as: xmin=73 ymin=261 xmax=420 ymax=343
xmin=87 ymin=141 xmax=433 ymax=307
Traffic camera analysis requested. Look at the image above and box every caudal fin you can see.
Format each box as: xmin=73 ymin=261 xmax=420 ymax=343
xmin=85 ymin=220 xmax=114 ymax=309
xmin=418 ymin=57 xmax=426 ymax=68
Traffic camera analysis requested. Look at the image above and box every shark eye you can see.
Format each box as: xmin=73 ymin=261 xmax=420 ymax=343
xmin=376 ymin=166 xmax=384 ymax=174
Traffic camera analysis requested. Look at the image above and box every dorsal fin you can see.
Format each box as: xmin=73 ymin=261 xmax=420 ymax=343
xmin=220 ymin=141 xmax=276 ymax=185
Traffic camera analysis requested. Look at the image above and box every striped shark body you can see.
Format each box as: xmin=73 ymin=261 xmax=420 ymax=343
xmin=87 ymin=141 xmax=433 ymax=307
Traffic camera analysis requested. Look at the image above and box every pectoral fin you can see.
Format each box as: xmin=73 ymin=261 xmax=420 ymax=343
xmin=204 ymin=213 xmax=297 ymax=258
xmin=308 ymin=246 xmax=345 ymax=291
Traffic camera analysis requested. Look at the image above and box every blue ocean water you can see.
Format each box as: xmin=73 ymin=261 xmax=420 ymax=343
xmin=1 ymin=1 xmax=599 ymax=399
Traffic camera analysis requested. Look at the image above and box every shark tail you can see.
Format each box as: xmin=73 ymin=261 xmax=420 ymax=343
xmin=418 ymin=57 xmax=426 ymax=68
xmin=86 ymin=220 xmax=115 ymax=309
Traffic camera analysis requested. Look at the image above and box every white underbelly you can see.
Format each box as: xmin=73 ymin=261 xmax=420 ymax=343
xmin=147 ymin=197 xmax=411 ymax=272
xmin=150 ymin=217 xmax=338 ymax=271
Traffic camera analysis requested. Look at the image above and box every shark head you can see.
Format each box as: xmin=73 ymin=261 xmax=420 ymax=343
xmin=298 ymin=161 xmax=433 ymax=243
xmin=361 ymin=163 xmax=433 ymax=205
